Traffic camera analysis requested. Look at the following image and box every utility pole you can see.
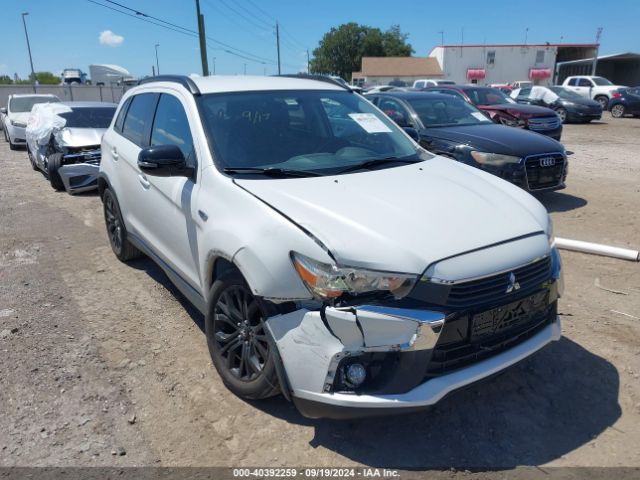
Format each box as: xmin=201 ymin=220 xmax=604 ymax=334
xmin=21 ymin=12 xmax=35 ymax=83
xmin=152 ymin=65 xmax=156 ymax=76
xmin=154 ymin=44 xmax=160 ymax=75
xmin=276 ymin=21 xmax=281 ymax=75
xmin=243 ymin=63 xmax=247 ymax=75
xmin=438 ymin=31 xmax=444 ymax=46
xmin=591 ymin=27 xmax=603 ymax=75
xmin=212 ymin=57 xmax=216 ymax=75
xmin=524 ymin=27 xmax=529 ymax=45
xmin=195 ymin=0 xmax=209 ymax=76
xmin=306 ymin=49 xmax=310 ymax=73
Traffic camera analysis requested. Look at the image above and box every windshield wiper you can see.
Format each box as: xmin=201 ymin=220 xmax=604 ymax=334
xmin=335 ymin=157 xmax=422 ymax=174
xmin=223 ymin=167 xmax=322 ymax=178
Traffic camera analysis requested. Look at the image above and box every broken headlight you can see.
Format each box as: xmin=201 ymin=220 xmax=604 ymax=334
xmin=291 ymin=252 xmax=417 ymax=300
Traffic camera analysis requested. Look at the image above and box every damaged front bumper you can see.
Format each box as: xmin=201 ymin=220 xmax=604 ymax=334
xmin=58 ymin=150 xmax=101 ymax=194
xmin=266 ymin=252 xmax=563 ymax=419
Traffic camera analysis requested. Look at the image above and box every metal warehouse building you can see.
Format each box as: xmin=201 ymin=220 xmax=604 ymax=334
xmin=428 ymin=43 xmax=600 ymax=86
xmin=556 ymin=52 xmax=640 ymax=86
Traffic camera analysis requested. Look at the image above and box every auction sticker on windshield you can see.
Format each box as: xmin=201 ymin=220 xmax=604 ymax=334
xmin=348 ymin=113 xmax=392 ymax=133
xmin=472 ymin=112 xmax=490 ymax=121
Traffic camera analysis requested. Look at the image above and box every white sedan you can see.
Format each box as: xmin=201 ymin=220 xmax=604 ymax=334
xmin=1 ymin=94 xmax=59 ymax=150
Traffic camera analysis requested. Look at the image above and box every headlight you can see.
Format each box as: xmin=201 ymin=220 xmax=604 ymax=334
xmin=499 ymin=116 xmax=526 ymax=128
xmin=470 ymin=151 xmax=521 ymax=166
xmin=11 ymin=120 xmax=27 ymax=128
xmin=291 ymin=252 xmax=417 ymax=300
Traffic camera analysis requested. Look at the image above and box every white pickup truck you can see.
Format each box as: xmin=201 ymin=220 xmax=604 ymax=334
xmin=562 ymin=75 xmax=627 ymax=109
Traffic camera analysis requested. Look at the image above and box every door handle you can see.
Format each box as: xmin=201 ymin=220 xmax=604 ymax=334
xmin=137 ymin=174 xmax=150 ymax=189
xmin=111 ymin=148 xmax=119 ymax=160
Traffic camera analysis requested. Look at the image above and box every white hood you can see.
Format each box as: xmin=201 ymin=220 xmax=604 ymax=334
xmin=235 ymin=157 xmax=549 ymax=274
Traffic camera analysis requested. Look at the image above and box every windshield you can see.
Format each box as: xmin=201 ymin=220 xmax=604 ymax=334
xmin=548 ymin=87 xmax=584 ymax=100
xmin=465 ymin=88 xmax=516 ymax=105
xmin=58 ymin=107 xmax=116 ymax=128
xmin=198 ymin=90 xmax=430 ymax=175
xmin=10 ymin=96 xmax=59 ymax=113
xmin=407 ymin=96 xmax=494 ymax=128
xmin=592 ymin=77 xmax=613 ymax=86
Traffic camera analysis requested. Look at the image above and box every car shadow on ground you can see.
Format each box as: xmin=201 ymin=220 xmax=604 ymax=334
xmin=249 ymin=337 xmax=621 ymax=469
xmin=126 ymin=256 xmax=206 ymax=332
xmin=537 ymin=191 xmax=588 ymax=213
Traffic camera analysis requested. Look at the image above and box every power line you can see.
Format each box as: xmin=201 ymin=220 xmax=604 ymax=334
xmin=84 ymin=0 xmax=275 ymax=65
xmin=244 ymin=0 xmax=276 ymax=22
xmin=218 ymin=0 xmax=272 ymax=32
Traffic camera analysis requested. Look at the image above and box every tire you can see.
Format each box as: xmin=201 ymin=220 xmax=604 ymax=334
xmin=46 ymin=153 xmax=65 ymax=191
xmin=102 ymin=188 xmax=143 ymax=262
xmin=555 ymin=107 xmax=568 ymax=124
xmin=610 ymin=104 xmax=626 ymax=118
xmin=28 ymin=149 xmax=38 ymax=171
xmin=595 ymin=95 xmax=609 ymax=110
xmin=205 ymin=271 xmax=281 ymax=400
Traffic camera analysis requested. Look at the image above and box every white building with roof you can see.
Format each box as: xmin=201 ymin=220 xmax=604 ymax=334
xmin=428 ymin=43 xmax=599 ymax=86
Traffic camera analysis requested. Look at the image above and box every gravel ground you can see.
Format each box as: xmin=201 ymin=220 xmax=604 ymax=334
xmin=0 ymin=114 xmax=639 ymax=472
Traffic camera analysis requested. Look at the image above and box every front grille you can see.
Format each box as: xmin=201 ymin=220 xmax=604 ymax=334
xmin=425 ymin=300 xmax=556 ymax=377
xmin=445 ymin=256 xmax=552 ymax=309
xmin=525 ymin=153 xmax=566 ymax=190
xmin=63 ymin=147 xmax=101 ymax=165
xmin=528 ymin=116 xmax=561 ymax=131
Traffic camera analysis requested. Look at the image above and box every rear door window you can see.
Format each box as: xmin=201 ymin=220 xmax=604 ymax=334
xmin=578 ymin=78 xmax=593 ymax=87
xmin=121 ymin=93 xmax=158 ymax=147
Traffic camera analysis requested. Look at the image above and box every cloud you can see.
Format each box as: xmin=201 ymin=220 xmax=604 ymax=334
xmin=99 ymin=30 xmax=124 ymax=47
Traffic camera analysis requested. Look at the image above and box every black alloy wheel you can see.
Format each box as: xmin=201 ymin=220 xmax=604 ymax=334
xmin=102 ymin=189 xmax=142 ymax=262
xmin=206 ymin=272 xmax=281 ymax=399
xmin=213 ymin=285 xmax=270 ymax=382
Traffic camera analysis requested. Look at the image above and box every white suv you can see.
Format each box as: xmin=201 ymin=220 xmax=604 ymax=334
xmin=562 ymin=75 xmax=627 ymax=109
xmin=99 ymin=75 xmax=563 ymax=418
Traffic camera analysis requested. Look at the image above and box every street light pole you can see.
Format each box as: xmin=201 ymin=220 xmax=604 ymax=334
xmin=21 ymin=12 xmax=36 ymax=83
xmin=155 ymin=44 xmax=160 ymax=75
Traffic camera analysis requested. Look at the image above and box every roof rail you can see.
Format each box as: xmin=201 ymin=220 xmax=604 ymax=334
xmin=275 ymin=74 xmax=351 ymax=91
xmin=137 ymin=75 xmax=201 ymax=95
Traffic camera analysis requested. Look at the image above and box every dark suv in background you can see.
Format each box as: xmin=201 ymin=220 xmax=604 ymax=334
xmin=424 ymin=85 xmax=563 ymax=140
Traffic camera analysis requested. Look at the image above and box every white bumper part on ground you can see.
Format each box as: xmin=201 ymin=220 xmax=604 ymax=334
xmin=267 ymin=305 xmax=561 ymax=411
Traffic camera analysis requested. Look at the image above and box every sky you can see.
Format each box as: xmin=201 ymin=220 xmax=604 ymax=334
xmin=2 ymin=0 xmax=639 ymax=80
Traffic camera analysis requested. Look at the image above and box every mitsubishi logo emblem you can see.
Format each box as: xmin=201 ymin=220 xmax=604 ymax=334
xmin=539 ymin=157 xmax=556 ymax=167
xmin=506 ymin=272 xmax=520 ymax=293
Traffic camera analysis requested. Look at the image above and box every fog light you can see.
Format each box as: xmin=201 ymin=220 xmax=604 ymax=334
xmin=345 ymin=363 xmax=367 ymax=387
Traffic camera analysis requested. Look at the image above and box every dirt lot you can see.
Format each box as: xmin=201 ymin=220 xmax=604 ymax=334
xmin=1 ymin=114 xmax=639 ymax=471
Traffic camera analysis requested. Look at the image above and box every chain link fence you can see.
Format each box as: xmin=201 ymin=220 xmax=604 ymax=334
xmin=0 ymin=85 xmax=131 ymax=107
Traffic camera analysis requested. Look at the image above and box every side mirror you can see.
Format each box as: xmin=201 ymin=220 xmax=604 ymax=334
xmin=0 ymin=107 xmax=6 ymax=114
xmin=137 ymin=145 xmax=194 ymax=178
xmin=403 ymin=127 xmax=420 ymax=141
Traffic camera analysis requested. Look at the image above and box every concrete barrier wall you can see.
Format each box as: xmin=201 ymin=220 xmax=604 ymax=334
xmin=0 ymin=85 xmax=130 ymax=108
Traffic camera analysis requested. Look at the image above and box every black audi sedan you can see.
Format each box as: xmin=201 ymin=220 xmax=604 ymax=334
xmin=511 ymin=86 xmax=602 ymax=123
xmin=367 ymin=91 xmax=568 ymax=192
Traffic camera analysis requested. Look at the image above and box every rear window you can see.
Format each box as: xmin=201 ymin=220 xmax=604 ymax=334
xmin=10 ymin=96 xmax=59 ymax=113
xmin=58 ymin=107 xmax=116 ymax=128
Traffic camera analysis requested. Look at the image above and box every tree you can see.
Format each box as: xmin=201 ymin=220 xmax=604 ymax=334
xmin=310 ymin=23 xmax=413 ymax=81
xmin=31 ymin=72 xmax=61 ymax=85
xmin=0 ymin=75 xmax=13 ymax=85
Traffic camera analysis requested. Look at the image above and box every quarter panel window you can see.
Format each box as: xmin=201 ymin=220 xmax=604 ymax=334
xmin=121 ymin=93 xmax=158 ymax=147
xmin=114 ymin=98 xmax=131 ymax=133
xmin=151 ymin=94 xmax=195 ymax=164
